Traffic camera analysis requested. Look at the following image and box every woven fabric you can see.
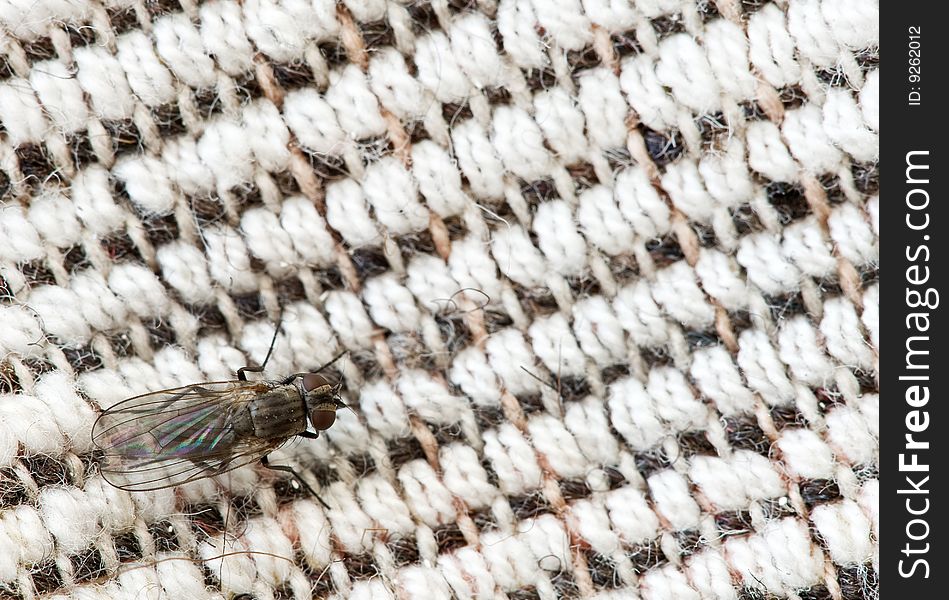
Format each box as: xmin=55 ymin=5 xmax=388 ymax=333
xmin=0 ymin=0 xmax=879 ymax=599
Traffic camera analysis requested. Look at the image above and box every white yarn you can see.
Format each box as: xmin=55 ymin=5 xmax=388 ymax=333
xmin=449 ymin=346 xmax=502 ymax=407
xmin=482 ymin=424 xmax=543 ymax=496
xmin=725 ymin=518 xmax=824 ymax=594
xmin=74 ymin=45 xmax=135 ymax=121
xmin=782 ymin=216 xmax=837 ymax=278
xmin=71 ymin=270 xmax=130 ymax=330
xmin=704 ymin=19 xmax=757 ymax=99
xmin=2 ymin=505 xmax=54 ymax=574
xmin=325 ymin=179 xmax=380 ymax=247
xmin=0 ymin=206 xmax=42 ymax=263
xmin=656 ymin=34 xmax=721 ymax=114
xmin=690 ymin=346 xmax=756 ymax=416
xmin=825 ymin=405 xmax=877 ymax=466
xmin=364 ymin=158 xmax=429 ymax=235
xmin=613 ymin=280 xmax=670 ymax=347
xmin=527 ymin=312 xmax=587 ymax=376
xmin=776 ymin=428 xmax=836 ymax=480
xmin=745 ymin=121 xmax=798 ymax=182
xmin=828 ymin=202 xmax=878 ymax=267
xmin=567 ymin=397 xmax=620 ymax=465
xmin=0 ymin=1 xmax=878 ymax=598
xmin=783 ymin=104 xmax=845 ymax=173
xmin=573 ymin=498 xmax=620 ymax=554
xmin=577 ymin=185 xmax=635 ymax=255
xmin=0 ymin=391 xmax=62 ymax=454
xmin=693 ymin=248 xmax=748 ymax=310
xmin=737 ymin=230 xmax=802 ymax=295
xmin=327 ymin=66 xmax=388 ymax=139
xmin=156 ymin=550 xmax=216 ymax=598
xmin=615 ymin=166 xmax=671 ymax=238
xmin=699 ymin=139 xmax=755 ymax=207
xmin=690 ymin=451 xmax=784 ymax=510
xmin=357 ymin=477 xmax=415 ymax=534
xmin=443 ymin=239 xmax=490 ymax=294
xmin=492 ymin=105 xmax=554 ymax=181
xmin=535 ymin=87 xmax=589 ymax=164
xmin=861 ymin=70 xmax=880 ymax=131
xmin=652 ymin=261 xmax=715 ymax=328
xmin=72 ymin=166 xmax=127 ymax=235
xmin=527 ymin=414 xmax=589 ymax=478
xmin=321 ymin=410 xmax=371 ymax=456
xmin=608 ymin=377 xmax=664 ymax=450
xmin=478 ymin=527 xmax=535 ymax=591
xmin=439 ymin=443 xmax=497 ymax=509
xmin=31 ymin=61 xmax=88 ymax=134
xmin=823 ymin=88 xmax=879 ymax=162
xmin=578 ymin=68 xmax=629 ymax=150
xmin=777 ymin=316 xmax=835 ymax=386
xmin=821 ymin=297 xmax=875 ymax=370
xmin=620 ymin=54 xmax=678 ymax=131
xmin=748 ymin=4 xmax=803 ymax=89
xmin=661 ymin=160 xmax=713 ymax=222
xmin=411 ymin=141 xmax=468 ymax=216
xmin=648 ymin=469 xmax=701 ymax=530
xmin=28 ymin=191 xmax=82 ymax=248
xmin=737 ymin=328 xmax=796 ymax=405
xmin=162 ymin=137 xmax=216 ymax=195
xmin=0 ymin=79 xmax=48 ymax=145
xmin=534 ymin=199 xmax=588 ymax=276
xmin=491 ymin=226 xmax=548 ymax=287
xmin=641 ymin=563 xmax=702 ymax=600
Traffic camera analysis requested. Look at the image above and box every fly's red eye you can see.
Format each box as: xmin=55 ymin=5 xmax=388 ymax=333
xmin=303 ymin=373 xmax=329 ymax=392
xmin=310 ymin=409 xmax=337 ymax=431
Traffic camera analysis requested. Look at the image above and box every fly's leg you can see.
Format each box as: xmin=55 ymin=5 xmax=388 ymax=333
xmin=275 ymin=351 xmax=349 ymax=385
xmin=237 ymin=309 xmax=284 ymax=381
xmin=297 ymin=431 xmax=319 ymax=439
xmin=237 ymin=366 xmax=264 ymax=382
xmin=205 ymin=458 xmax=234 ymax=476
xmin=314 ymin=351 xmax=348 ymax=374
xmin=260 ymin=455 xmax=329 ymax=509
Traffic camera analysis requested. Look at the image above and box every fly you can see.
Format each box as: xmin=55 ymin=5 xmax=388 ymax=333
xmin=92 ymin=318 xmax=346 ymax=507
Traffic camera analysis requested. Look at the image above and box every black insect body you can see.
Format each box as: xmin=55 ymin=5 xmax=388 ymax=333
xmin=92 ymin=325 xmax=346 ymax=505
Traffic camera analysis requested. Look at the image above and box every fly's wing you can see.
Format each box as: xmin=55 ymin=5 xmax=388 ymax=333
xmin=92 ymin=380 xmax=282 ymax=492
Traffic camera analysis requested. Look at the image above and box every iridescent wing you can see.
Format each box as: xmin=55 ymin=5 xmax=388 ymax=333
xmin=92 ymin=380 xmax=283 ymax=492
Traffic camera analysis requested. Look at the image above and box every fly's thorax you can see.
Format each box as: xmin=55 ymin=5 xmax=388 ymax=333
xmin=246 ymin=385 xmax=309 ymax=440
xmin=301 ymin=373 xmax=341 ymax=431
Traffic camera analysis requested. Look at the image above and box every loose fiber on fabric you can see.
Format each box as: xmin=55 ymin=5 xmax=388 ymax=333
xmin=0 ymin=0 xmax=879 ymax=599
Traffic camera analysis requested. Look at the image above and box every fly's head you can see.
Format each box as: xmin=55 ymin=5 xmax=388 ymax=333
xmin=301 ymin=373 xmax=345 ymax=431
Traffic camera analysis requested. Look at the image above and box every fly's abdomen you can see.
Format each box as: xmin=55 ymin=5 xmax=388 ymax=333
xmin=246 ymin=388 xmax=308 ymax=440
